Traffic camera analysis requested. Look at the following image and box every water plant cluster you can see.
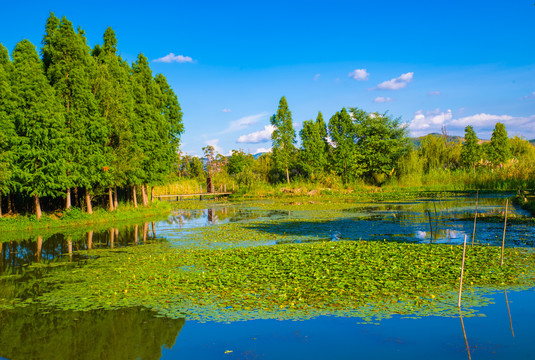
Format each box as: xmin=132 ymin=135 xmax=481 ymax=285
xmin=2 ymin=236 xmax=534 ymax=323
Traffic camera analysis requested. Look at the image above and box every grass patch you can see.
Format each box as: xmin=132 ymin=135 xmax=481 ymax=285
xmin=0 ymin=201 xmax=174 ymax=235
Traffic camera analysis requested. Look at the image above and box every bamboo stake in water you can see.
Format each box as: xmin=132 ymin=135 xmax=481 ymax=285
xmin=505 ymin=290 xmax=515 ymax=337
xmin=426 ymin=210 xmax=433 ymax=240
xmin=500 ymin=199 xmax=509 ymax=266
xmin=471 ymin=190 xmax=479 ymax=246
xmin=459 ymin=308 xmax=472 ymax=360
xmin=458 ymin=234 xmax=468 ymax=307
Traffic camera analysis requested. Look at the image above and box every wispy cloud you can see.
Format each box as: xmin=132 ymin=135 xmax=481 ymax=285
xmin=222 ymin=108 xmax=232 ymax=113
xmin=153 ymin=53 xmax=195 ymax=63
xmin=314 ymin=74 xmax=321 ymax=81
xmin=523 ymin=91 xmax=535 ymax=99
xmin=237 ymin=125 xmax=276 ymax=144
xmin=348 ymin=69 xmax=370 ymax=81
xmin=254 ymin=147 xmax=272 ymax=154
xmin=220 ymin=113 xmax=268 ymax=134
xmin=376 ymin=72 xmax=413 ymax=90
xmin=374 ymin=96 xmax=392 ymax=103
xmin=428 ymin=91 xmax=441 ymax=96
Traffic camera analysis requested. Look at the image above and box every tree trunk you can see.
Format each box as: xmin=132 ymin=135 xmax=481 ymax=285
xmin=67 ymin=237 xmax=73 ymax=262
xmin=66 ymin=188 xmax=72 ymax=210
xmin=108 ymin=187 xmax=114 ymax=211
xmin=36 ymin=235 xmax=43 ymax=262
xmin=152 ymin=221 xmax=156 ymax=238
xmin=34 ymin=194 xmax=42 ymax=220
xmin=151 ymin=187 xmax=155 ymax=203
xmin=114 ymin=186 xmax=118 ymax=209
xmin=134 ymin=224 xmax=139 ymax=245
xmin=143 ymin=222 xmax=148 ymax=243
xmin=132 ymin=185 xmax=138 ymax=208
xmin=286 ymin=167 xmax=290 ymax=184
xmin=110 ymin=228 xmax=115 ymax=249
xmin=85 ymin=188 xmax=93 ymax=214
xmin=87 ymin=231 xmax=93 ymax=250
xmin=142 ymin=184 xmax=148 ymax=206
xmin=7 ymin=192 xmax=14 ymax=214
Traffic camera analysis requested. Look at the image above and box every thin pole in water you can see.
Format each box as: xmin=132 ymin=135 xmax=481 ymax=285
xmin=500 ymin=199 xmax=509 ymax=266
xmin=458 ymin=234 xmax=467 ymax=308
xmin=459 ymin=308 xmax=472 ymax=360
xmin=426 ymin=210 xmax=433 ymax=240
xmin=472 ymin=190 xmax=479 ymax=246
xmin=505 ymin=290 xmax=515 ymax=337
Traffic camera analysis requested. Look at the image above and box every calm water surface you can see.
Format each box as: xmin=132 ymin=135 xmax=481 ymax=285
xmin=1 ymin=192 xmax=534 ymax=359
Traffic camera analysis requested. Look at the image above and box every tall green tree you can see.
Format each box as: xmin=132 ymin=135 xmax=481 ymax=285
xmin=352 ymin=109 xmax=409 ymax=182
xmin=92 ymin=27 xmax=136 ymax=210
xmin=131 ymin=54 xmax=162 ymax=205
xmin=154 ymin=73 xmax=184 ymax=191
xmin=11 ymin=40 xmax=67 ymax=219
xmin=0 ymin=44 xmax=17 ymax=216
xmin=43 ymin=14 xmax=108 ymax=213
xmin=490 ymin=122 xmax=510 ymax=164
xmin=328 ymin=108 xmax=360 ymax=183
xmin=460 ymin=125 xmax=480 ymax=171
xmin=299 ymin=112 xmax=329 ymax=178
xmin=270 ymin=96 xmax=296 ymax=183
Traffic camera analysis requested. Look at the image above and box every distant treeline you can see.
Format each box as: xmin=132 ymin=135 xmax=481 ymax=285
xmin=180 ymin=97 xmax=535 ymax=190
xmin=0 ymin=13 xmax=183 ymax=218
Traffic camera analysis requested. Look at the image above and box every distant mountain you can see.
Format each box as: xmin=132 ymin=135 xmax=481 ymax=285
xmin=530 ymin=139 xmax=535 ymax=146
xmin=252 ymin=152 xmax=265 ymax=159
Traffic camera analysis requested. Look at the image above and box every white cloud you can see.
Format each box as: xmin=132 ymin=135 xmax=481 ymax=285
xmin=376 ymin=72 xmax=414 ymax=90
xmin=237 ymin=125 xmax=276 ymax=144
xmin=153 ymin=53 xmax=194 ymax=63
xmin=449 ymin=113 xmax=514 ymax=128
xmin=374 ymin=97 xmax=392 ymax=103
xmin=428 ymin=91 xmax=441 ymax=96
xmin=314 ymin=74 xmax=321 ymax=81
xmin=409 ymin=109 xmax=535 ymax=139
xmin=220 ymin=113 xmax=268 ymax=134
xmin=409 ymin=109 xmax=453 ymax=137
xmin=523 ymin=91 xmax=535 ymax=99
xmin=204 ymin=139 xmax=224 ymax=155
xmin=254 ymin=147 xmax=272 ymax=154
xmin=222 ymin=108 xmax=232 ymax=113
xmin=348 ymin=69 xmax=370 ymax=81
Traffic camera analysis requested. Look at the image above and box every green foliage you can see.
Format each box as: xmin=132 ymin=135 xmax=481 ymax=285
xmin=460 ymin=125 xmax=480 ymax=169
xmin=227 ymin=150 xmax=255 ymax=185
xmin=11 ymin=40 xmax=67 ymax=198
xmin=299 ymin=112 xmax=329 ymax=178
xmin=418 ymin=134 xmax=461 ymax=171
xmin=490 ymin=122 xmax=510 ymax=164
xmin=351 ymin=109 xmax=409 ymax=182
xmin=328 ymin=108 xmax=361 ymax=183
xmin=509 ymin=136 xmax=535 ymax=161
xmin=0 ymin=44 xmax=16 ymax=195
xmin=44 ymin=15 xmax=108 ymax=190
xmin=271 ymin=96 xmax=296 ymax=183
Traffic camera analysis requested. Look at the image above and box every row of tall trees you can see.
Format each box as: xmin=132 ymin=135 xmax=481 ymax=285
xmin=192 ymin=97 xmax=532 ymax=188
xmin=0 ymin=14 xmax=183 ymax=218
xmin=268 ymin=97 xmax=410 ymax=184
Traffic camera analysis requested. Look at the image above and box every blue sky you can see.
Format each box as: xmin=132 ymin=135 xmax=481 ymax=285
xmin=1 ymin=0 xmax=534 ymax=156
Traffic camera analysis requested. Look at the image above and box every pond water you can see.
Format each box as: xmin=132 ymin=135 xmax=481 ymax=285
xmin=1 ymin=192 xmax=534 ymax=359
